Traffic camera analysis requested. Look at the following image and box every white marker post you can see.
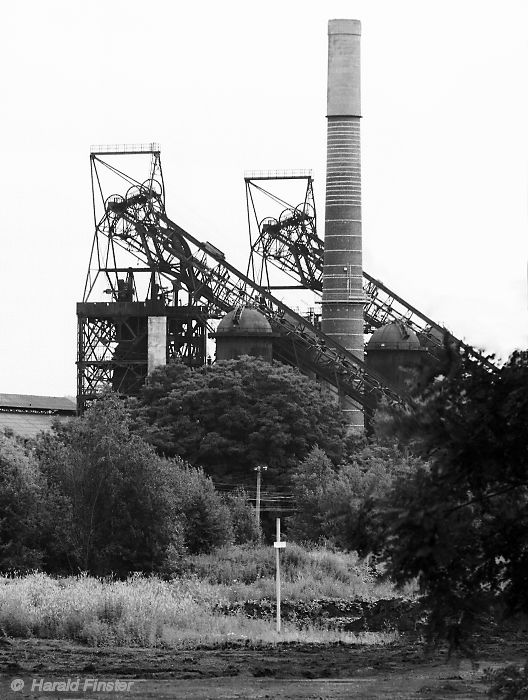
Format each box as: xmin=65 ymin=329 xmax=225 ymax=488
xmin=274 ymin=517 xmax=286 ymax=633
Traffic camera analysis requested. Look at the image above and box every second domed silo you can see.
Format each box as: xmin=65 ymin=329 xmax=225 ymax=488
xmin=366 ymin=321 xmax=429 ymax=395
xmin=213 ymin=307 xmax=274 ymax=362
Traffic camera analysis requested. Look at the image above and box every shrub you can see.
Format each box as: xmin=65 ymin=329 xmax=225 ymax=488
xmin=486 ymin=663 xmax=528 ymax=699
xmin=34 ymin=394 xmax=238 ymax=575
xmin=377 ymin=350 xmax=528 ymax=650
xmin=0 ymin=432 xmax=45 ymax=571
xmin=162 ymin=460 xmax=233 ymax=556
xmin=222 ymin=488 xmax=261 ymax=544
xmin=288 ymin=443 xmax=421 ymax=554
xmin=34 ymin=395 xmax=183 ymax=576
xmin=171 ymin=543 xmax=397 ymax=602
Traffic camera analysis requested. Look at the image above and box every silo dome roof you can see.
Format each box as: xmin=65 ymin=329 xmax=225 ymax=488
xmin=367 ymin=321 xmax=421 ymax=350
xmin=216 ymin=307 xmax=273 ymax=335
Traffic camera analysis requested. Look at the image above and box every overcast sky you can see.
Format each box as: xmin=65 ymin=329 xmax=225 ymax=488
xmin=1 ymin=0 xmax=526 ymax=397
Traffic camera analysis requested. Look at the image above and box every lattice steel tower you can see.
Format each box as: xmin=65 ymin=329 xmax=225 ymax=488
xmin=76 ymin=144 xmax=207 ymax=413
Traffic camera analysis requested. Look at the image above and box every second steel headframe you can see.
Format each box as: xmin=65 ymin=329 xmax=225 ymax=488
xmin=243 ymin=172 xmax=496 ymax=372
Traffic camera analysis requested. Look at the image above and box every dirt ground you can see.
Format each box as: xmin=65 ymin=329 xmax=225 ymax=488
xmin=0 ymin=632 xmax=526 ymax=699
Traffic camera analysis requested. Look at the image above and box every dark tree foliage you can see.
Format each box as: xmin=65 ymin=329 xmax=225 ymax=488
xmin=288 ymin=446 xmax=337 ymax=544
xmin=129 ymin=357 xmax=347 ymax=488
xmin=35 ymin=394 xmax=179 ymax=576
xmin=160 ymin=460 xmax=233 ymax=555
xmin=288 ymin=442 xmax=420 ymax=553
xmin=222 ymin=488 xmax=261 ymax=544
xmin=326 ymin=442 xmax=422 ymax=555
xmin=35 ymin=395 xmax=232 ymax=574
xmin=377 ymin=349 xmax=528 ymax=647
xmin=0 ymin=432 xmax=45 ymax=571
xmin=36 ymin=394 xmax=237 ymax=574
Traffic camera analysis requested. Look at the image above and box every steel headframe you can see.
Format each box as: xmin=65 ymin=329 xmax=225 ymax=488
xmin=245 ymin=171 xmax=322 ymax=294
xmin=84 ymin=144 xmax=165 ymax=304
xmin=77 ymin=145 xmax=207 ymax=412
xmin=244 ymin=174 xmax=496 ymax=372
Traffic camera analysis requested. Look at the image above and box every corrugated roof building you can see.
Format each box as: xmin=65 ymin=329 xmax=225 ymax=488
xmin=0 ymin=394 xmax=77 ymax=439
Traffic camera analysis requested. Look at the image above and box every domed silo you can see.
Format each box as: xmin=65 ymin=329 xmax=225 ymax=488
xmin=213 ymin=307 xmax=274 ymax=362
xmin=366 ymin=321 xmax=429 ymax=395
xmin=417 ymin=326 xmax=447 ymax=358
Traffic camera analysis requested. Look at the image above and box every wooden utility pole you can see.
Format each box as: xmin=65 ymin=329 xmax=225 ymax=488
xmin=254 ymin=465 xmax=267 ymax=533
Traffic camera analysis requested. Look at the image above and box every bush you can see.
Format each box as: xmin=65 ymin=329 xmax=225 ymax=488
xmin=222 ymin=488 xmax=261 ymax=544
xmin=161 ymin=460 xmax=233 ymax=556
xmin=288 ymin=443 xmax=421 ymax=554
xmin=35 ymin=395 xmax=236 ymax=574
xmin=34 ymin=395 xmax=183 ymax=576
xmin=0 ymin=432 xmax=46 ymax=571
xmin=170 ymin=543 xmax=395 ymax=601
xmin=288 ymin=447 xmax=337 ymax=543
xmin=486 ymin=663 xmax=528 ymax=699
xmin=377 ymin=350 xmax=528 ymax=647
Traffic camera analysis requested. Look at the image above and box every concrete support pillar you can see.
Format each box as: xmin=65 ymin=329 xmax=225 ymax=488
xmin=147 ymin=316 xmax=167 ymax=374
xmin=322 ymin=19 xmax=364 ymax=431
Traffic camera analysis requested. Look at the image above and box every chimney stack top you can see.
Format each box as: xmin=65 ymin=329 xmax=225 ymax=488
xmin=328 ymin=19 xmax=361 ymax=36
xmin=327 ymin=18 xmax=361 ymax=117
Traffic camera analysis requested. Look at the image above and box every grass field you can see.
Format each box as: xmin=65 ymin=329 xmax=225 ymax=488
xmin=0 ymin=545 xmax=404 ymax=648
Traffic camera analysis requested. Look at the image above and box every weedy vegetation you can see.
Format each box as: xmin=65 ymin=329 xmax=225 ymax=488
xmin=174 ymin=543 xmax=403 ymax=602
xmin=0 ymin=545 xmax=402 ymax=648
xmin=485 ymin=663 xmax=528 ymax=699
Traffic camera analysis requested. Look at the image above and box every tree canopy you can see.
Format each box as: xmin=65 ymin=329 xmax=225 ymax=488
xmin=377 ymin=349 xmax=528 ymax=644
xmin=288 ymin=442 xmax=421 ymax=553
xmin=0 ymin=432 xmax=45 ymax=571
xmin=34 ymin=393 xmax=236 ymax=576
xmin=35 ymin=394 xmax=178 ymax=575
xmin=129 ymin=356 xmax=348 ymax=488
